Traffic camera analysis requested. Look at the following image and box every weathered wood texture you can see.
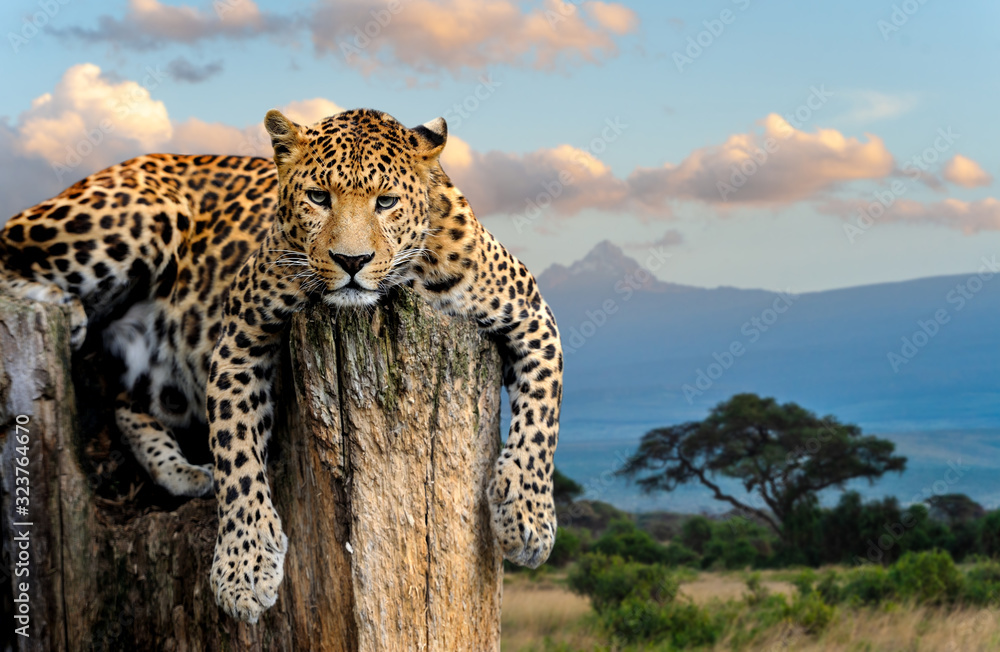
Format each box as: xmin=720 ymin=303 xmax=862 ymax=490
xmin=0 ymin=289 xmax=503 ymax=651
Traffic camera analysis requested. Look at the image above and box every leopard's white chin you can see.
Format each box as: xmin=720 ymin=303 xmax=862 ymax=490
xmin=322 ymin=288 xmax=380 ymax=307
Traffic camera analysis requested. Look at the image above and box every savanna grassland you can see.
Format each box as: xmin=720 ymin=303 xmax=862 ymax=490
xmin=501 ymin=567 xmax=1000 ymax=652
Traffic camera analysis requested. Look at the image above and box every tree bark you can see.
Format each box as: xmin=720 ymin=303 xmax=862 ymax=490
xmin=0 ymin=288 xmax=503 ymax=651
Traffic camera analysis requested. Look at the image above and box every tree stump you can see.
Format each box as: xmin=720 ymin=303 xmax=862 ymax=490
xmin=0 ymin=288 xmax=504 ymax=651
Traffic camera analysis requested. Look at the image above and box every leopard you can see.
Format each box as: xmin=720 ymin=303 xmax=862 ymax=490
xmin=0 ymin=108 xmax=563 ymax=622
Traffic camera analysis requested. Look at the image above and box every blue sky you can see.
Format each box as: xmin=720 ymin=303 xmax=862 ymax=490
xmin=2 ymin=0 xmax=998 ymax=291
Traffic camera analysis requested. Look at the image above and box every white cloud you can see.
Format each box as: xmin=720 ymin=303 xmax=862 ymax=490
xmin=626 ymin=229 xmax=683 ymax=250
xmin=51 ymin=0 xmax=636 ymax=79
xmin=0 ymin=67 xmax=940 ymax=236
xmin=821 ymin=197 xmax=1000 ymax=234
xmin=0 ymin=65 xmax=351 ymax=218
xmin=15 ymin=63 xmax=172 ymax=169
xmin=310 ymin=0 xmax=638 ymax=75
xmin=627 ymin=114 xmax=895 ymax=208
xmin=166 ymin=118 xmax=264 ymax=157
xmin=443 ymin=139 xmax=632 ymax=218
xmin=942 ymin=154 xmax=993 ymax=188
xmin=282 ymin=99 xmax=347 ymax=126
xmin=836 ymin=90 xmax=918 ymax=124
xmin=166 ymin=99 xmax=349 ymax=157
xmin=9 ymin=62 xmax=987 ymax=249
xmin=8 ymin=65 xmax=350 ymax=164
xmin=904 ymin=198 xmax=1000 ymax=233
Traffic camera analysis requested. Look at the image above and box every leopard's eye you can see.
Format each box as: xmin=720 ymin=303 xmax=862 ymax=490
xmin=375 ymin=196 xmax=399 ymax=211
xmin=307 ymin=189 xmax=330 ymax=207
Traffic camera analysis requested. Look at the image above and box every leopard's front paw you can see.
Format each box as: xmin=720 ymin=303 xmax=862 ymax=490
xmin=156 ymin=461 xmax=213 ymax=497
xmin=67 ymin=297 xmax=88 ymax=350
xmin=211 ymin=504 xmax=288 ymax=623
xmin=487 ymin=454 xmax=556 ymax=568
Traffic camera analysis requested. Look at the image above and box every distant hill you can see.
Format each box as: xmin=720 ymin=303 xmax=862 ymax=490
xmin=539 ymin=240 xmax=1000 ymax=435
xmin=537 ymin=241 xmax=1000 ymax=512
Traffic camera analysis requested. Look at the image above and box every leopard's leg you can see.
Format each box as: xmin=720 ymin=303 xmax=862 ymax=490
xmin=416 ymin=192 xmax=562 ymax=569
xmin=0 ymin=267 xmax=89 ymax=349
xmin=207 ymin=235 xmax=306 ymax=623
xmin=114 ymin=391 xmax=213 ymax=497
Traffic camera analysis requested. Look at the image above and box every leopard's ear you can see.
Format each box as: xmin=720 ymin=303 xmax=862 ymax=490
xmin=411 ymin=117 xmax=447 ymax=162
xmin=264 ymin=109 xmax=305 ymax=168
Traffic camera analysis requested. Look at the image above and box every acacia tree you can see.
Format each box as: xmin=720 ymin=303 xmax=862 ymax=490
xmin=927 ymin=493 xmax=985 ymax=524
xmin=618 ymin=394 xmax=906 ymax=540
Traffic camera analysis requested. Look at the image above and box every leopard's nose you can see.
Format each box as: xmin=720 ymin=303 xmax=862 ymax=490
xmin=330 ymin=252 xmax=374 ymax=277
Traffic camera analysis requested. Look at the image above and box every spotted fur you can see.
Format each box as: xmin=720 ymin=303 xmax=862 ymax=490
xmin=0 ymin=108 xmax=563 ymax=622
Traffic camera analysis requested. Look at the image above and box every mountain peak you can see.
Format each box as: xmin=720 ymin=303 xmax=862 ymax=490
xmin=537 ymin=240 xmax=684 ymax=293
xmin=572 ymin=239 xmax=635 ymax=275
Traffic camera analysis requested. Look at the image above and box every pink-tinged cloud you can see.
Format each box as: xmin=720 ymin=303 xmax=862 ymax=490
xmin=52 ymin=0 xmax=293 ymax=50
xmin=168 ymin=99 xmax=349 ymax=157
xmin=942 ymin=154 xmax=993 ymax=188
xmin=821 ymin=197 xmax=1000 ymax=234
xmin=625 ymin=229 xmax=683 ymax=250
xmin=1 ymin=65 xmax=639 ymax=223
xmin=310 ymin=0 xmax=638 ymax=75
xmin=441 ymin=138 xmax=635 ymax=218
xmin=15 ymin=63 xmax=173 ymax=170
xmin=627 ymin=114 xmax=895 ymax=209
xmin=891 ymin=198 xmax=1000 ymax=233
xmin=0 ymin=64 xmax=350 ymax=219
xmin=4 ymin=64 xmax=958 ymax=240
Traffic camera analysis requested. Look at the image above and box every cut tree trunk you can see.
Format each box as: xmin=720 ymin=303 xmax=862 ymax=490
xmin=0 ymin=288 xmax=504 ymax=651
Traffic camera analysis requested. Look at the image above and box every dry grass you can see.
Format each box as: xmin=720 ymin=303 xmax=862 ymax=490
xmin=501 ymin=574 xmax=598 ymax=652
xmin=679 ymin=573 xmax=793 ymax=604
xmin=500 ymin=570 xmax=1000 ymax=652
xmin=715 ymin=604 xmax=1000 ymax=652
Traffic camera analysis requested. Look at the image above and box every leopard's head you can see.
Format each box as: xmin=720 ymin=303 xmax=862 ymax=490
xmin=264 ymin=107 xmax=447 ymax=307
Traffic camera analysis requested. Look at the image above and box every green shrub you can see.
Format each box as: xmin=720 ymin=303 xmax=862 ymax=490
xmin=664 ymin=541 xmax=700 ymax=567
xmin=724 ymin=593 xmax=791 ymax=648
xmin=745 ymin=572 xmax=769 ymax=606
xmin=567 ymin=552 xmax=719 ymax=646
xmin=703 ymin=537 xmax=762 ymax=570
xmin=600 ymin=596 xmax=667 ymax=644
xmin=842 ymin=564 xmax=894 ymax=605
xmin=961 ymin=560 xmax=1000 ymax=605
xmin=567 ymin=553 xmax=677 ymax=612
xmin=546 ymin=527 xmax=582 ymax=567
xmin=789 ymin=591 xmax=835 ymax=634
xmin=792 ymin=568 xmax=817 ymax=598
xmin=889 ymin=550 xmax=963 ymax=605
xmin=601 ymin=596 xmax=720 ymax=647
xmin=816 ymin=569 xmax=842 ymax=604
xmin=978 ymin=511 xmax=1000 ymax=558
xmin=590 ymin=519 xmax=672 ymax=565
xmin=680 ymin=516 xmax=713 ymax=554
xmin=725 ymin=539 xmax=759 ymax=569
xmin=661 ymin=601 xmax=721 ymax=647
